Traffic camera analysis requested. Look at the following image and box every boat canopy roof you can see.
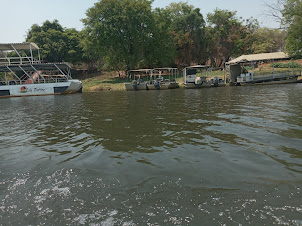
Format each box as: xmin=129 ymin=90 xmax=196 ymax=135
xmin=153 ymin=67 xmax=178 ymax=71
xmin=185 ymin=65 xmax=209 ymax=69
xmin=227 ymin=52 xmax=289 ymax=65
xmin=0 ymin=62 xmax=71 ymax=72
xmin=128 ymin=69 xmax=153 ymax=73
xmin=0 ymin=43 xmax=39 ymax=51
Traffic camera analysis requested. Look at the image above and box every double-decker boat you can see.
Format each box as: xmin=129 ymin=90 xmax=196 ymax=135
xmin=0 ymin=43 xmax=82 ymax=98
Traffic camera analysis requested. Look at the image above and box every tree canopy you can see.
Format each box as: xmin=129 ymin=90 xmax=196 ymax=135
xmin=82 ymin=0 xmax=156 ymax=71
xmin=22 ymin=0 xmax=300 ymax=71
xmin=282 ymin=0 xmax=302 ymax=57
xmin=26 ymin=20 xmax=83 ymax=64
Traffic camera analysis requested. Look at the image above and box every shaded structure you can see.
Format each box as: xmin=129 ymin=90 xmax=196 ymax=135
xmin=225 ymin=52 xmax=300 ymax=85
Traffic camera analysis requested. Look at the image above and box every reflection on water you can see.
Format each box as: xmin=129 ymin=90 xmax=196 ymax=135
xmin=1 ymin=84 xmax=302 ymax=225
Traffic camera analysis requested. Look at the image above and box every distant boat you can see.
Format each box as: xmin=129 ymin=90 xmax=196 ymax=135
xmin=124 ymin=69 xmax=151 ymax=91
xmin=183 ymin=65 xmax=226 ymax=88
xmin=125 ymin=68 xmax=179 ymax=91
xmin=0 ymin=43 xmax=82 ymax=98
xmin=147 ymin=68 xmax=179 ymax=90
xmin=235 ymin=71 xmax=299 ymax=86
xmin=226 ymin=52 xmax=301 ymax=86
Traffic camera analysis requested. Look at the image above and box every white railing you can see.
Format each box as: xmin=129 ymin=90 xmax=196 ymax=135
xmin=0 ymin=57 xmax=41 ymax=65
xmin=0 ymin=77 xmax=68 ymax=86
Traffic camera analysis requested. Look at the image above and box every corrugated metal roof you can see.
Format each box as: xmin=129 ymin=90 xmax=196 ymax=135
xmin=227 ymin=52 xmax=289 ymax=65
xmin=0 ymin=43 xmax=39 ymax=51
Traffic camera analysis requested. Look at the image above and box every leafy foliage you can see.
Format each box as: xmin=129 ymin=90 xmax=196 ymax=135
xmin=249 ymin=28 xmax=286 ymax=53
xmin=207 ymin=9 xmax=245 ymax=67
xmin=270 ymin=61 xmax=301 ymax=68
xmin=82 ymin=0 xmax=156 ymax=71
xmin=26 ymin=20 xmax=83 ymax=64
xmin=164 ymin=2 xmax=207 ymax=66
xmin=22 ymin=1 xmax=298 ymax=71
xmin=282 ymin=0 xmax=302 ymax=57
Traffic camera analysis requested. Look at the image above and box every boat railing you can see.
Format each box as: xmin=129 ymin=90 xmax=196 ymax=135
xmin=0 ymin=57 xmax=41 ymax=66
xmin=0 ymin=77 xmax=68 ymax=86
xmin=254 ymin=70 xmax=301 ymax=77
xmin=238 ymin=70 xmax=301 ymax=83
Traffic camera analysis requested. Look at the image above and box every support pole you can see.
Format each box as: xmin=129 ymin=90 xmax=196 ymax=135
xmin=6 ymin=66 xmax=21 ymax=84
xmin=19 ymin=65 xmax=34 ymax=83
xmin=30 ymin=65 xmax=45 ymax=83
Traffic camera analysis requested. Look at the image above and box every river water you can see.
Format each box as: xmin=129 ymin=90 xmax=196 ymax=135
xmin=0 ymin=84 xmax=302 ymax=225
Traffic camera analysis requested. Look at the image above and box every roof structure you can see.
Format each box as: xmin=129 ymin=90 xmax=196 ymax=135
xmin=153 ymin=68 xmax=178 ymax=70
xmin=227 ymin=52 xmax=289 ymax=65
xmin=185 ymin=65 xmax=209 ymax=69
xmin=0 ymin=63 xmax=71 ymax=72
xmin=0 ymin=43 xmax=40 ymax=51
xmin=128 ymin=69 xmax=152 ymax=73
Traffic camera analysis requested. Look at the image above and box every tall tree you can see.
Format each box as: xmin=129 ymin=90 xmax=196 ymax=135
xmin=165 ymin=2 xmax=206 ymax=66
xmin=82 ymin=0 xmax=155 ymax=71
xmin=148 ymin=7 xmax=176 ymax=67
xmin=249 ymin=28 xmax=287 ymax=53
xmin=207 ymin=9 xmax=244 ymax=67
xmin=282 ymin=0 xmax=302 ymax=57
xmin=26 ymin=20 xmax=83 ymax=64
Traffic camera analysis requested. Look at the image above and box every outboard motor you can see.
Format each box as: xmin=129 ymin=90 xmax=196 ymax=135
xmin=195 ymin=77 xmax=203 ymax=87
xmin=213 ymin=77 xmax=219 ymax=87
xmin=154 ymin=80 xmax=160 ymax=90
xmin=131 ymin=80 xmax=138 ymax=90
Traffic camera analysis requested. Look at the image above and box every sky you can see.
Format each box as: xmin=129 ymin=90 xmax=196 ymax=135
xmin=0 ymin=0 xmax=280 ymax=43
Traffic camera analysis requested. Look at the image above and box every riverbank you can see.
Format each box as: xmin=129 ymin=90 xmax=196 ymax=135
xmin=81 ymin=72 xmax=186 ymax=92
xmin=80 ymin=61 xmax=302 ymax=92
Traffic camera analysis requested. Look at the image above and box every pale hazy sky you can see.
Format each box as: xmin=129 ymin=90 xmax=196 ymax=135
xmin=0 ymin=0 xmax=279 ymax=43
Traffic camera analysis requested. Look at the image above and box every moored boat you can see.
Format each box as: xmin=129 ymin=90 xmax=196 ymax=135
xmin=0 ymin=43 xmax=82 ymax=98
xmin=236 ymin=71 xmax=299 ymax=86
xmin=124 ymin=69 xmax=151 ymax=91
xmin=183 ymin=65 xmax=226 ymax=88
xmin=226 ymin=52 xmax=301 ymax=86
xmin=148 ymin=68 xmax=179 ymax=90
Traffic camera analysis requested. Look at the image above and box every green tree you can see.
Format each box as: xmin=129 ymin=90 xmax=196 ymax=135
xmin=26 ymin=20 xmax=83 ymax=64
xmin=282 ymin=0 xmax=302 ymax=57
xmin=236 ymin=17 xmax=260 ymax=54
xmin=82 ymin=0 xmax=156 ymax=71
xmin=249 ymin=28 xmax=286 ymax=53
xmin=165 ymin=2 xmax=206 ymax=66
xmin=207 ymin=9 xmax=244 ymax=67
xmin=148 ymin=7 xmax=176 ymax=67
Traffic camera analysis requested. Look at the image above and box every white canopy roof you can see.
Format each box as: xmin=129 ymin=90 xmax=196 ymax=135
xmin=0 ymin=43 xmax=39 ymax=51
xmin=227 ymin=52 xmax=289 ymax=65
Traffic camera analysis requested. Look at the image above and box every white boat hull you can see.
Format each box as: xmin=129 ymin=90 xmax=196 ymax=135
xmin=125 ymin=82 xmax=148 ymax=91
xmin=238 ymin=77 xmax=298 ymax=86
xmin=147 ymin=82 xmax=179 ymax=90
xmin=0 ymin=80 xmax=82 ymax=98
xmin=184 ymin=82 xmax=213 ymax=89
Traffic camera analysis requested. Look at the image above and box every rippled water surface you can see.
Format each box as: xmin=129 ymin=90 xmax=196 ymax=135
xmin=1 ymin=84 xmax=302 ymax=225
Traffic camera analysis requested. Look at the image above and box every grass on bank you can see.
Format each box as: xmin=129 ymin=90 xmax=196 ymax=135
xmin=81 ymin=71 xmax=187 ymax=91
xmin=81 ymin=73 xmax=127 ymax=92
